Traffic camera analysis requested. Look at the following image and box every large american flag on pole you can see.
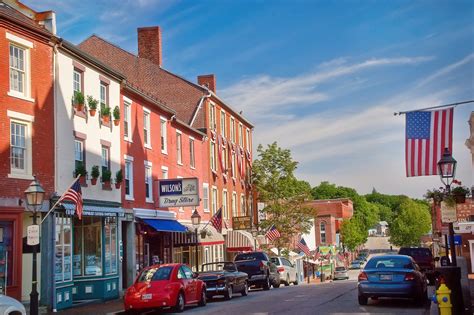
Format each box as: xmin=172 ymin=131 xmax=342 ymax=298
xmin=297 ymin=238 xmax=311 ymax=257
xmin=59 ymin=179 xmax=83 ymax=220
xmin=265 ymin=225 xmax=281 ymax=242
xmin=210 ymin=208 xmax=223 ymax=233
xmin=405 ymin=108 xmax=453 ymax=177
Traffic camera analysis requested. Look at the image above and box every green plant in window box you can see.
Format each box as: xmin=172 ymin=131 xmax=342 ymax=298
xmin=101 ymin=105 xmax=111 ymax=124
xmin=424 ymin=189 xmax=444 ymax=204
xmin=113 ymin=106 xmax=120 ymax=126
xmin=102 ymin=169 xmax=112 ymax=190
xmin=115 ymin=169 xmax=123 ymax=189
xmin=87 ymin=95 xmax=98 ymax=117
xmin=74 ymin=162 xmax=87 ymax=186
xmin=73 ymin=91 xmax=85 ymax=112
xmin=90 ymin=165 xmax=100 ymax=185
xmin=452 ymin=186 xmax=470 ymax=204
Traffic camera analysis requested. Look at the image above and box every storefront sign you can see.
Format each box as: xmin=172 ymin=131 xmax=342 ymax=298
xmin=232 ymin=216 xmax=252 ymax=230
xmin=27 ymin=224 xmax=40 ymax=246
xmin=456 ymin=201 xmax=473 ymax=222
xmin=441 ymin=202 xmax=457 ymax=223
xmin=158 ymin=178 xmax=199 ymax=208
xmin=454 ymin=222 xmax=474 ymax=234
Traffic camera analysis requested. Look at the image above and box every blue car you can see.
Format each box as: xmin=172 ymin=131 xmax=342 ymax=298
xmin=357 ymin=255 xmax=427 ymax=306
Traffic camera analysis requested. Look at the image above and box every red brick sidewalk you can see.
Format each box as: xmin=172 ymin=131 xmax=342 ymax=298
xmin=28 ymin=299 xmax=125 ymax=315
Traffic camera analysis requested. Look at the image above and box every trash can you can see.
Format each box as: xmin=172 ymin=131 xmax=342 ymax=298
xmin=321 ymin=273 xmax=325 ymax=283
xmin=434 ymin=266 xmax=465 ymax=314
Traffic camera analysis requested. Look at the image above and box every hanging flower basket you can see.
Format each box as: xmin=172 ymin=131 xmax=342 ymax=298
xmin=454 ymin=193 xmax=466 ymax=204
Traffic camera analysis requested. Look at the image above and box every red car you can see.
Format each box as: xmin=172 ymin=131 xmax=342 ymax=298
xmin=124 ymin=263 xmax=207 ymax=313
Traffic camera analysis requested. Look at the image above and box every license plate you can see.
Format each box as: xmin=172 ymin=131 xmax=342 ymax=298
xmin=380 ymin=274 xmax=392 ymax=281
xmin=142 ymin=293 xmax=152 ymax=300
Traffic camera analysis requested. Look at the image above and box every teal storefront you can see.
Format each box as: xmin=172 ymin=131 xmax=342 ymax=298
xmin=42 ymin=202 xmax=123 ymax=311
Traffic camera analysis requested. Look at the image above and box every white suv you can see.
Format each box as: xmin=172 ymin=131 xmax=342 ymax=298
xmin=270 ymin=257 xmax=298 ymax=286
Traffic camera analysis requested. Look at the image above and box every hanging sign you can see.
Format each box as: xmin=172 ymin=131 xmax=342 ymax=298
xmin=158 ymin=178 xmax=200 ymax=208
xmin=441 ymin=201 xmax=457 ymax=223
xmin=27 ymin=225 xmax=40 ymax=246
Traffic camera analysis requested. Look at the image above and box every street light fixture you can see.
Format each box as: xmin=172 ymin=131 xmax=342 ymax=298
xmin=251 ymin=228 xmax=258 ymax=250
xmin=191 ymin=209 xmax=201 ymax=272
xmin=24 ymin=177 xmax=45 ymax=315
xmin=437 ymin=148 xmax=457 ymax=266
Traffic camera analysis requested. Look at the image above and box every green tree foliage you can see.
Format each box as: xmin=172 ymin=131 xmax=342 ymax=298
xmin=252 ymin=142 xmax=314 ymax=252
xmin=340 ymin=218 xmax=366 ymax=251
xmin=389 ymin=199 xmax=431 ymax=247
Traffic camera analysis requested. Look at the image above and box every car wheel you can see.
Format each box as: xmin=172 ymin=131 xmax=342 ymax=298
xmin=174 ymin=292 xmax=185 ymax=313
xmin=241 ymin=282 xmax=248 ymax=296
xmin=285 ymin=275 xmax=290 ymax=286
xmin=198 ymin=287 xmax=207 ymax=307
xmin=224 ymin=285 xmax=233 ymax=300
xmin=358 ymin=295 xmax=368 ymax=306
xmin=263 ymin=276 xmax=271 ymax=290
xmin=273 ymin=279 xmax=280 ymax=288
xmin=293 ymin=277 xmax=299 ymax=285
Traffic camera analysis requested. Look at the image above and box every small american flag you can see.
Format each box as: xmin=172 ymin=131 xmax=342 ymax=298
xmin=405 ymin=108 xmax=454 ymax=177
xmin=265 ymin=225 xmax=281 ymax=242
xmin=297 ymin=238 xmax=311 ymax=257
xmin=210 ymin=208 xmax=222 ymax=233
xmin=314 ymin=246 xmax=321 ymax=260
xmin=59 ymin=179 xmax=83 ymax=220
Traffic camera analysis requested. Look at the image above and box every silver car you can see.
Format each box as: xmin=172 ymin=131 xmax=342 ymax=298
xmin=334 ymin=266 xmax=349 ymax=280
xmin=0 ymin=295 xmax=26 ymax=315
xmin=270 ymin=257 xmax=299 ymax=286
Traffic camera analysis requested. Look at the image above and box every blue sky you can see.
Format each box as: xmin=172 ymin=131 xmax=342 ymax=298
xmin=27 ymin=0 xmax=474 ymax=198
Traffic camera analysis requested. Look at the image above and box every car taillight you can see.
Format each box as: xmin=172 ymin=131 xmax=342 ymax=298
xmin=277 ymin=267 xmax=285 ymax=273
xmin=259 ymin=261 xmax=265 ymax=271
xmin=358 ymin=272 xmax=368 ymax=281
xmin=404 ymin=273 xmax=416 ymax=281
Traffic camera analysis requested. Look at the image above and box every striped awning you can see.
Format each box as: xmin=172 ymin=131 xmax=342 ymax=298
xmin=225 ymin=230 xmax=255 ymax=252
xmin=173 ymin=223 xmax=224 ymax=246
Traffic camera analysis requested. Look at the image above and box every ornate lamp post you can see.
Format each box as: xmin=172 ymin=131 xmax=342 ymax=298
xmin=437 ymin=148 xmax=457 ymax=266
xmin=251 ymin=228 xmax=258 ymax=250
xmin=191 ymin=209 xmax=201 ymax=272
xmin=24 ymin=177 xmax=45 ymax=315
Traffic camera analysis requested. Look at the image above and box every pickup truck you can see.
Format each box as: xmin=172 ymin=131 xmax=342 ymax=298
xmin=234 ymin=252 xmax=280 ymax=290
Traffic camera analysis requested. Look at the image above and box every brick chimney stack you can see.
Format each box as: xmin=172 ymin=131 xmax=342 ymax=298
xmin=137 ymin=26 xmax=162 ymax=67
xmin=197 ymin=74 xmax=216 ymax=93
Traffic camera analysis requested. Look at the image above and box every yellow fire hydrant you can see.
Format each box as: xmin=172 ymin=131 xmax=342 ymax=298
xmin=434 ymin=280 xmax=452 ymax=315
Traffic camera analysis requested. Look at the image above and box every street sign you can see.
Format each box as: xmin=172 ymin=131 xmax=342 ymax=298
xmin=27 ymin=225 xmax=40 ymax=246
xmin=158 ymin=178 xmax=199 ymax=208
xmin=440 ymin=202 xmax=457 ymax=223
xmin=232 ymin=216 xmax=252 ymax=230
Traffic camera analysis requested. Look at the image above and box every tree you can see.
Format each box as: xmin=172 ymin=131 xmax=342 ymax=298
xmin=340 ymin=218 xmax=366 ymax=251
xmin=389 ymin=199 xmax=431 ymax=247
xmin=252 ymin=142 xmax=314 ymax=253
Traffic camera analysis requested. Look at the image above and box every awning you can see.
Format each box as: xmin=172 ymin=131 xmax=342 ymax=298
xmin=63 ymin=203 xmax=124 ymax=217
xmin=225 ymin=230 xmax=255 ymax=252
xmin=173 ymin=224 xmax=225 ymax=246
xmin=142 ymin=219 xmax=187 ymax=233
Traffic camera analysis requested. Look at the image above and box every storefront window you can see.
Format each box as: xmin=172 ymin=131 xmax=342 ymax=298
xmin=104 ymin=217 xmax=117 ymax=275
xmin=55 ymin=214 xmax=72 ymax=282
xmin=0 ymin=221 xmax=13 ymax=292
xmin=73 ymin=217 xmax=102 ymax=276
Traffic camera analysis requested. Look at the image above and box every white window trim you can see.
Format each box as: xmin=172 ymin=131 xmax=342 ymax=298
xmin=7 ymin=33 xmax=34 ymax=102
xmin=230 ymin=116 xmax=235 ymax=143
xmin=124 ymin=155 xmax=134 ymax=201
xmin=189 ymin=136 xmax=196 ymax=170
xmin=222 ymin=189 xmax=228 ymax=219
xmin=238 ymin=123 xmax=243 ymax=147
xmin=203 ymin=183 xmax=210 ymax=213
xmin=8 ymin=114 xmax=33 ymax=179
xmin=176 ymin=129 xmax=183 ymax=165
xmin=240 ymin=193 xmax=245 ymax=216
xmin=246 ymin=128 xmax=251 ymax=151
xmin=123 ymin=99 xmax=132 ymax=142
xmin=144 ymin=160 xmax=153 ymax=203
xmin=220 ymin=110 xmax=226 ymax=138
xmin=160 ymin=116 xmax=168 ymax=154
xmin=6 ymin=33 xmax=33 ymax=48
xmin=161 ymin=165 xmax=169 ymax=179
xmin=232 ymin=192 xmax=237 ymax=217
xmin=143 ymin=107 xmax=152 ymax=149
xmin=211 ymin=185 xmax=218 ymax=215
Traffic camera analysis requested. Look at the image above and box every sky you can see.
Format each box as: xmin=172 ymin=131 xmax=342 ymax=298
xmin=26 ymin=0 xmax=474 ymax=198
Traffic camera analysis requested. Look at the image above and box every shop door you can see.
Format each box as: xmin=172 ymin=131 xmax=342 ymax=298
xmin=121 ymin=221 xmax=127 ymax=289
xmin=0 ymin=222 xmax=13 ymax=296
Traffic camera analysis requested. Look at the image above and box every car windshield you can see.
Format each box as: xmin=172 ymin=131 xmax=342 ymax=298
xmin=335 ymin=267 xmax=346 ymax=271
xmin=270 ymin=258 xmax=281 ymax=265
xmin=201 ymin=262 xmax=236 ymax=272
xmin=365 ymin=257 xmax=413 ymax=270
xmin=137 ymin=266 xmax=173 ymax=282
xmin=235 ymin=252 xmax=266 ymax=261
xmin=399 ymin=248 xmax=432 ymax=257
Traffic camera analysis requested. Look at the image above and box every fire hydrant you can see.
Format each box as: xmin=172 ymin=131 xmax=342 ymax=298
xmin=432 ymin=280 xmax=452 ymax=315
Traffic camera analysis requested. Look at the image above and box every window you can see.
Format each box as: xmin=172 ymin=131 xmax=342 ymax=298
xmin=189 ymin=137 xmax=195 ymax=168
xmin=104 ymin=217 xmax=117 ymax=274
xmin=240 ymin=194 xmax=246 ymax=216
xmin=100 ymin=82 xmax=108 ymax=106
xmin=203 ymin=183 xmax=209 ymax=212
xmin=160 ymin=117 xmax=167 ymax=153
xmin=210 ymin=140 xmax=216 ymax=171
xmin=231 ymin=150 xmax=236 ymax=178
xmin=222 ymin=190 xmax=228 ymax=219
xmin=124 ymin=100 xmax=131 ymax=140
xmin=124 ymin=156 xmax=134 ymax=199
xmin=246 ymin=128 xmax=251 ymax=151
xmin=320 ymin=222 xmax=326 ymax=244
xmin=10 ymin=121 xmax=27 ymax=173
xmin=74 ymin=139 xmax=84 ymax=170
xmin=73 ymin=217 xmax=102 ymax=276
xmin=230 ymin=117 xmax=235 ymax=143
xmin=73 ymin=69 xmax=82 ymax=93
xmin=232 ymin=193 xmax=237 ymax=217
xmin=220 ymin=111 xmax=226 ymax=137
xmin=211 ymin=187 xmax=218 ymax=215
xmin=176 ymin=131 xmax=182 ymax=165
xmin=101 ymin=146 xmax=110 ymax=175
xmin=9 ymin=44 xmax=26 ymax=94
xmin=143 ymin=109 xmax=151 ymax=147
xmin=55 ymin=213 xmax=72 ymax=282
xmin=145 ymin=161 xmax=153 ymax=202
xmin=209 ymin=104 xmax=216 ymax=130
xmin=239 ymin=124 xmax=243 ymax=147
xmin=161 ymin=166 xmax=168 ymax=179
xmin=223 ymin=144 xmax=228 ymax=171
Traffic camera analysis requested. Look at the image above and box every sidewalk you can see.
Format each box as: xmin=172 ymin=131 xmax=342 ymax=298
xmin=26 ymin=299 xmax=124 ymax=315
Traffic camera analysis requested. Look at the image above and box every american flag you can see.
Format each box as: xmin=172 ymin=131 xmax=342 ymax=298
xmin=297 ymin=238 xmax=311 ymax=257
xmin=265 ymin=225 xmax=281 ymax=242
xmin=314 ymin=246 xmax=321 ymax=260
xmin=59 ymin=179 xmax=83 ymax=220
xmin=405 ymin=108 xmax=453 ymax=177
xmin=210 ymin=208 xmax=222 ymax=233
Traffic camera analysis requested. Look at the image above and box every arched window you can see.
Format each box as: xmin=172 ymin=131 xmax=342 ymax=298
xmin=320 ymin=222 xmax=326 ymax=244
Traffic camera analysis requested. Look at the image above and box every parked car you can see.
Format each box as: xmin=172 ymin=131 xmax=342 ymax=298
xmin=234 ymin=251 xmax=281 ymax=290
xmin=398 ymin=247 xmax=435 ymax=283
xmin=270 ymin=256 xmax=299 ymax=286
xmin=0 ymin=295 xmax=26 ymax=315
xmin=124 ymin=263 xmax=207 ymax=314
xmin=198 ymin=262 xmax=248 ymax=300
xmin=334 ymin=266 xmax=349 ymax=280
xmin=350 ymin=260 xmax=363 ymax=269
xmin=357 ymin=255 xmax=428 ymax=306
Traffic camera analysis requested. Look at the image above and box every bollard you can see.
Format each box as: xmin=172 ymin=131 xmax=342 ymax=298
xmin=436 ymin=279 xmax=452 ymax=315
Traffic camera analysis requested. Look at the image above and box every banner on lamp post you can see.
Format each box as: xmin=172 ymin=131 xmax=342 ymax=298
xmin=440 ymin=201 xmax=457 ymax=223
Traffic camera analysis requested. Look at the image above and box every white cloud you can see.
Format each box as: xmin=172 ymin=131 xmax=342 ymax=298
xmin=417 ymin=52 xmax=474 ymax=87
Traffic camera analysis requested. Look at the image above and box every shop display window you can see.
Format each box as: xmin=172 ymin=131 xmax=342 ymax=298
xmin=55 ymin=214 xmax=72 ymax=282
xmin=73 ymin=217 xmax=102 ymax=276
xmin=104 ymin=217 xmax=117 ymax=274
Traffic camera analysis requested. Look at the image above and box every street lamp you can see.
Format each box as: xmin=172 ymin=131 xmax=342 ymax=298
xmin=24 ymin=177 xmax=45 ymax=315
xmin=191 ymin=209 xmax=201 ymax=272
xmin=437 ymin=148 xmax=457 ymax=266
xmin=251 ymin=228 xmax=258 ymax=250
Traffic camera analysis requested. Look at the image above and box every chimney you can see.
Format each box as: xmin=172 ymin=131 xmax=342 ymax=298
xmin=197 ymin=74 xmax=216 ymax=93
xmin=137 ymin=26 xmax=162 ymax=67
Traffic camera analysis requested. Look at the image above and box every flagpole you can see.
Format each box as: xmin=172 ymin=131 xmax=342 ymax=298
xmin=393 ymin=99 xmax=474 ymax=116
xmin=40 ymin=175 xmax=81 ymax=225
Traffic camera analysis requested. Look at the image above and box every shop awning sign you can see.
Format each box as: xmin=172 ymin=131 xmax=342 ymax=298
xmin=158 ymin=178 xmax=200 ymax=208
xmin=27 ymin=224 xmax=40 ymax=246
xmin=441 ymin=201 xmax=457 ymax=223
xmin=232 ymin=216 xmax=252 ymax=230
